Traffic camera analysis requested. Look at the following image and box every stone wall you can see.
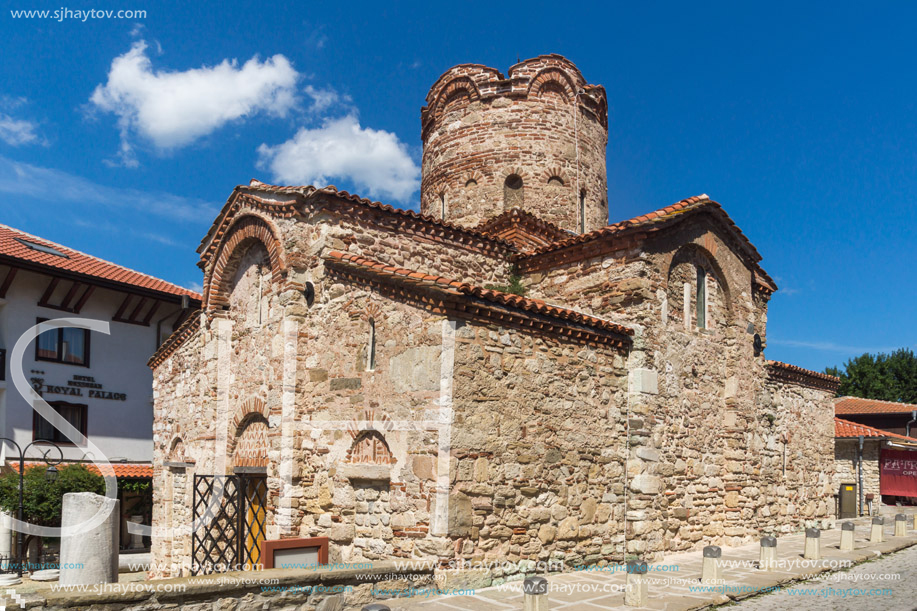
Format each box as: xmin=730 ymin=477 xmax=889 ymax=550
xmin=522 ymin=214 xmax=836 ymax=556
xmin=29 ymin=563 xmax=436 ymax=611
xmin=448 ymin=323 xmax=628 ymax=569
xmin=152 ymin=234 xmax=630 ymax=578
xmin=420 ymin=55 xmax=608 ymax=233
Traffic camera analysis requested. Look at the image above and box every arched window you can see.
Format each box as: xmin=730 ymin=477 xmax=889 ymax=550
xmin=696 ymin=266 xmax=707 ymax=329
xmin=547 ymin=176 xmax=564 ymax=186
xmin=464 ymin=178 xmax=477 ymax=188
xmin=579 ymin=191 xmax=586 ymax=234
xmin=504 ymin=174 xmax=523 ymax=208
xmin=366 ymin=319 xmax=376 ymax=371
xmin=439 ymin=193 xmax=446 ymax=220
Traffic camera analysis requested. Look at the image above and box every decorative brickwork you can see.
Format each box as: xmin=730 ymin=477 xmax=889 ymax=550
xmin=421 ymin=55 xmax=608 ymax=233
xmin=204 ymin=214 xmax=286 ymax=313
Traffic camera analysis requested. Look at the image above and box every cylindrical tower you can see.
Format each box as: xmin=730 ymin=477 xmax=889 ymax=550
xmin=420 ymin=54 xmax=608 ymax=234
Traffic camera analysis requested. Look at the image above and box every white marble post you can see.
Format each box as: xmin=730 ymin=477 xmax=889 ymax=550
xmin=59 ymin=492 xmax=119 ymax=585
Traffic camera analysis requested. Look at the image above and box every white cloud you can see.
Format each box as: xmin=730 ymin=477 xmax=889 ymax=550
xmin=0 ymin=97 xmax=44 ymax=147
xmin=0 ymin=155 xmax=216 ymax=223
xmin=0 ymin=114 xmax=41 ymax=146
xmin=90 ymin=40 xmax=300 ymax=158
xmin=256 ymin=114 xmax=419 ymax=202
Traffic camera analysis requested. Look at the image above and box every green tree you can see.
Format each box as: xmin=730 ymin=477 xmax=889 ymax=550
xmin=826 ymin=348 xmax=917 ymax=402
xmin=0 ymin=465 xmax=105 ymax=527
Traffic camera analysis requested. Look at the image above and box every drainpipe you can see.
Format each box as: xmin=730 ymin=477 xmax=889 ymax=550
xmin=906 ymin=411 xmax=917 ymax=438
xmin=857 ymin=435 xmax=864 ymax=517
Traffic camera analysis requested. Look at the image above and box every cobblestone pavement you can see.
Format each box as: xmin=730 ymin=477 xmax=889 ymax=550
xmin=733 ymin=542 xmax=917 ymax=611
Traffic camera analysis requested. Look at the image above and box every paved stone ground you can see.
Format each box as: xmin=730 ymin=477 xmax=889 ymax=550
xmin=733 ymin=542 xmax=917 ymax=610
xmin=384 ymin=506 xmax=917 ymax=610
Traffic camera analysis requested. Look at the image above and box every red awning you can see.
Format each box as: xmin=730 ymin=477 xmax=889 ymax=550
xmin=880 ymin=449 xmax=917 ymax=497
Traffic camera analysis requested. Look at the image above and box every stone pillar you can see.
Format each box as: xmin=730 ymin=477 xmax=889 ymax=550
xmin=701 ymin=545 xmax=722 ymax=584
xmin=759 ymin=536 xmax=777 ymax=570
xmin=523 ymin=576 xmax=549 ymax=611
xmin=0 ymin=511 xmax=11 ymax=570
xmin=840 ymin=522 xmax=855 ymax=551
xmin=895 ymin=514 xmax=907 ymax=537
xmin=59 ymin=492 xmax=119 ymax=586
xmin=803 ymin=528 xmax=820 ymax=560
xmin=624 ymin=560 xmax=648 ymax=607
xmin=870 ymin=517 xmax=884 ymax=543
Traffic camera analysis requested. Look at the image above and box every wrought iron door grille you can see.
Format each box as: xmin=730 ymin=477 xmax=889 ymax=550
xmin=191 ymin=474 xmax=268 ymax=575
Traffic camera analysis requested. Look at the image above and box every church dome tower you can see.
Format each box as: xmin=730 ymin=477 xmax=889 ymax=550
xmin=420 ymin=54 xmax=608 ymax=234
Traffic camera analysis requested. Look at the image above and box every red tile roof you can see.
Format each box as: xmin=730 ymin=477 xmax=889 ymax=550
xmin=518 ymin=195 xmax=777 ymax=291
xmin=324 ymin=251 xmax=634 ymax=344
xmin=0 ymin=223 xmax=201 ymax=301
xmin=198 ymin=180 xmax=516 ymax=266
xmin=766 ymin=360 xmax=840 ymax=392
xmin=476 ymin=208 xmax=573 ymax=251
xmin=835 ymin=397 xmax=917 ymax=415
xmin=835 ymin=417 xmax=915 ymax=441
xmin=17 ymin=462 xmax=153 ymax=478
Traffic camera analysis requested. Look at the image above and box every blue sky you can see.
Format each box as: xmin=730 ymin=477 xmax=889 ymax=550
xmin=0 ymin=0 xmax=914 ymax=373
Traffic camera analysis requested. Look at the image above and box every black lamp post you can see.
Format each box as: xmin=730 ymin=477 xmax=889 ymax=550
xmin=0 ymin=438 xmax=63 ymax=577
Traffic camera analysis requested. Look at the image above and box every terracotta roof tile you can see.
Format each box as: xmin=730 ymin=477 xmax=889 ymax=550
xmin=324 ymin=251 xmax=633 ymax=340
xmin=475 ymin=208 xmax=572 ymax=251
xmin=17 ymin=462 xmax=153 ymax=478
xmin=520 ymin=195 xmax=777 ymax=291
xmin=198 ymin=181 xmax=517 ymax=262
xmin=0 ymin=223 xmax=200 ymax=300
xmin=835 ymin=417 xmax=915 ymax=441
xmin=148 ymin=310 xmax=202 ymax=369
xmin=766 ymin=360 xmax=840 ymax=392
xmin=835 ymin=397 xmax=917 ymax=415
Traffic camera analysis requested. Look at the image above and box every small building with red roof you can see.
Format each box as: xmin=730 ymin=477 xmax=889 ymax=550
xmin=834 ymin=396 xmax=917 ymax=438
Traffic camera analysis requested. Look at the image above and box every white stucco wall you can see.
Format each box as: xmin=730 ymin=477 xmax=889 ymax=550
xmin=0 ymin=268 xmax=185 ymax=462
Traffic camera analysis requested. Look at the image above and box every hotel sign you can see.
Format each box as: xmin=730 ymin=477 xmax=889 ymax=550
xmin=30 ymin=374 xmax=127 ymax=401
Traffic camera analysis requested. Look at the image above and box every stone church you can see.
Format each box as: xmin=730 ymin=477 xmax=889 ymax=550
xmin=149 ymin=55 xmax=839 ymax=578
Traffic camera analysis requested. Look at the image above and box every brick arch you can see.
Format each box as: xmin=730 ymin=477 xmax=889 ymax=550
xmin=232 ymin=416 xmax=270 ymax=468
xmin=432 ymin=77 xmax=480 ymax=122
xmin=204 ymin=214 xmax=286 ymax=313
xmin=346 ymin=431 xmax=394 ymax=465
xmin=232 ymin=396 xmax=269 ymax=430
xmin=529 ymin=68 xmax=577 ymax=102
xmin=666 ymin=242 xmax=734 ymax=314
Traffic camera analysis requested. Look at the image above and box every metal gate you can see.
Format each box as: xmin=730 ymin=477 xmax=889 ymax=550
xmin=191 ymin=474 xmax=268 ymax=575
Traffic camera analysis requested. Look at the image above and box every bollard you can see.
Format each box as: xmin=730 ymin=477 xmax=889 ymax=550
xmin=701 ymin=545 xmax=722 ymax=584
xmin=624 ymin=560 xmax=648 ymax=607
xmin=870 ymin=517 xmax=884 ymax=543
xmin=840 ymin=522 xmax=855 ymax=551
xmin=913 ymin=514 xmax=917 ymax=531
xmin=361 ymin=605 xmax=391 ymax=611
xmin=759 ymin=536 xmax=777 ymax=571
xmin=803 ymin=528 xmax=820 ymax=560
xmin=895 ymin=514 xmax=907 ymax=537
xmin=523 ymin=576 xmax=549 ymax=611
